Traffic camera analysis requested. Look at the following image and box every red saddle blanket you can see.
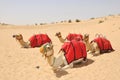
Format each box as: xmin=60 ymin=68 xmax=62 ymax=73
xmin=29 ymin=34 xmax=51 ymax=48
xmin=66 ymin=33 xmax=83 ymax=41
xmin=93 ymin=37 xmax=114 ymax=53
xmin=61 ymin=40 xmax=87 ymax=64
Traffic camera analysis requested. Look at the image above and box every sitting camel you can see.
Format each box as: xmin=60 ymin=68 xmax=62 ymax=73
xmin=40 ymin=40 xmax=87 ymax=71
xmin=13 ymin=34 xmax=52 ymax=48
xmin=55 ymin=32 xmax=83 ymax=43
xmin=83 ymin=34 xmax=114 ymax=56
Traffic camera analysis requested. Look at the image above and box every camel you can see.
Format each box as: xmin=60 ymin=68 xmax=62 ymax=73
xmin=40 ymin=40 xmax=87 ymax=71
xmin=13 ymin=34 xmax=51 ymax=48
xmin=55 ymin=32 xmax=83 ymax=43
xmin=83 ymin=34 xmax=114 ymax=56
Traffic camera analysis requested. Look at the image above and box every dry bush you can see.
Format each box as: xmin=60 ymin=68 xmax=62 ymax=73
xmin=75 ymin=19 xmax=80 ymax=22
xmin=98 ymin=20 xmax=104 ymax=24
xmin=68 ymin=19 xmax=72 ymax=23
xmin=35 ymin=23 xmax=37 ymax=26
xmin=90 ymin=17 xmax=95 ymax=20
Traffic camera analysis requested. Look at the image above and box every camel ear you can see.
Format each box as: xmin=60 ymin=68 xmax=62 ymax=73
xmin=19 ymin=34 xmax=22 ymax=37
xmin=59 ymin=32 xmax=61 ymax=34
xmin=55 ymin=32 xmax=61 ymax=36
xmin=84 ymin=33 xmax=89 ymax=38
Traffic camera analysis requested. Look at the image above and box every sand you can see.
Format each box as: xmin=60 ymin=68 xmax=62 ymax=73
xmin=0 ymin=15 xmax=120 ymax=80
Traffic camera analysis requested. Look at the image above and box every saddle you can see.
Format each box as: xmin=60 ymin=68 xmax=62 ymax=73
xmin=29 ymin=34 xmax=51 ymax=48
xmin=92 ymin=34 xmax=114 ymax=53
xmin=66 ymin=33 xmax=83 ymax=41
xmin=61 ymin=40 xmax=87 ymax=64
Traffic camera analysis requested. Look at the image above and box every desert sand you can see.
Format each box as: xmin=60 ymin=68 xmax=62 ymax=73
xmin=0 ymin=15 xmax=120 ymax=80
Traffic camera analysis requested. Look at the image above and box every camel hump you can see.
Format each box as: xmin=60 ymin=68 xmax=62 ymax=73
xmin=61 ymin=40 xmax=87 ymax=64
xmin=29 ymin=34 xmax=51 ymax=48
xmin=93 ymin=37 xmax=114 ymax=53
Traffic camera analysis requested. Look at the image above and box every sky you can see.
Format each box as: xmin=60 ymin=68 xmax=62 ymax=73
xmin=0 ymin=0 xmax=120 ymax=25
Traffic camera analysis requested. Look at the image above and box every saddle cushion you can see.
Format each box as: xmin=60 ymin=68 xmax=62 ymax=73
xmin=29 ymin=34 xmax=51 ymax=48
xmin=93 ymin=37 xmax=114 ymax=53
xmin=66 ymin=33 xmax=83 ymax=41
xmin=61 ymin=40 xmax=87 ymax=64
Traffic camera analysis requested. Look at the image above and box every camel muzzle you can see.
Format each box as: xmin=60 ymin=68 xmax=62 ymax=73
xmin=13 ymin=35 xmax=16 ymax=38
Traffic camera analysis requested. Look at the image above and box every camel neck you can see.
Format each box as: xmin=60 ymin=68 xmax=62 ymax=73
xmin=85 ymin=40 xmax=92 ymax=51
xmin=58 ymin=36 xmax=66 ymax=43
xmin=18 ymin=39 xmax=29 ymax=48
xmin=46 ymin=55 xmax=55 ymax=66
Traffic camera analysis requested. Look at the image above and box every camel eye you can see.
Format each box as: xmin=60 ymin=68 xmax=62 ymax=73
xmin=46 ymin=45 xmax=50 ymax=49
xmin=48 ymin=47 xmax=51 ymax=50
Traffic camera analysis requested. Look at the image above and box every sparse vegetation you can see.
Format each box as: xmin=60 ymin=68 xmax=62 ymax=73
xmin=98 ymin=20 xmax=104 ymax=24
xmin=64 ymin=20 xmax=67 ymax=22
xmin=0 ymin=23 xmax=8 ymax=25
xmin=109 ymin=14 xmax=114 ymax=16
xmin=40 ymin=23 xmax=45 ymax=25
xmin=68 ymin=20 xmax=72 ymax=23
xmin=35 ymin=23 xmax=37 ymax=26
xmin=61 ymin=21 xmax=64 ymax=23
xmin=90 ymin=17 xmax=95 ymax=20
xmin=75 ymin=19 xmax=80 ymax=22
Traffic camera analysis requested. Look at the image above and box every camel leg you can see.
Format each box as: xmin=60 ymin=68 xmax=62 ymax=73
xmin=87 ymin=50 xmax=92 ymax=54
xmin=59 ymin=53 xmax=73 ymax=70
xmin=93 ymin=44 xmax=100 ymax=56
xmin=90 ymin=42 xmax=99 ymax=56
xmin=61 ymin=63 xmax=73 ymax=71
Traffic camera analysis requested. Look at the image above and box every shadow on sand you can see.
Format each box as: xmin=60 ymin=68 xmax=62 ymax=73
xmin=54 ymin=58 xmax=94 ymax=78
xmin=73 ymin=58 xmax=94 ymax=68
xmin=92 ymin=50 xmax=115 ymax=57
xmin=54 ymin=70 xmax=69 ymax=78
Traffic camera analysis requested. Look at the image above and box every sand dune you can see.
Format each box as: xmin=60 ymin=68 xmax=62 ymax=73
xmin=0 ymin=15 xmax=120 ymax=80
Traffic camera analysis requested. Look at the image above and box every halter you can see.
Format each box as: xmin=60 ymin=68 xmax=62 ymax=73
xmin=42 ymin=43 xmax=55 ymax=66
xmin=43 ymin=43 xmax=54 ymax=57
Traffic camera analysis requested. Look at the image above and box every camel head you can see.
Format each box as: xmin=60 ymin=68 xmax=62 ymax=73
xmin=55 ymin=32 xmax=62 ymax=38
xmin=40 ymin=43 xmax=54 ymax=58
xmin=83 ymin=34 xmax=89 ymax=42
xmin=13 ymin=34 xmax=23 ymax=41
